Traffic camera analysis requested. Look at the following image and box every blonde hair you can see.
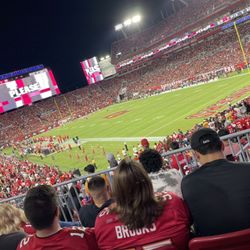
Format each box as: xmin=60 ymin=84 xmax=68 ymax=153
xmin=0 ymin=204 xmax=27 ymax=235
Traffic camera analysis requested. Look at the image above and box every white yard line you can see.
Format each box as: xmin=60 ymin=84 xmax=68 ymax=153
xmin=79 ymin=137 xmax=165 ymax=143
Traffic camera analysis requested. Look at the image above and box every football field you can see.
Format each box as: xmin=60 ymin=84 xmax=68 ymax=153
xmin=7 ymin=73 xmax=250 ymax=172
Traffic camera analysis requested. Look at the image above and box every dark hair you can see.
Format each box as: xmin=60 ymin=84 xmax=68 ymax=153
xmin=88 ymin=176 xmax=106 ymax=191
xmin=218 ymin=128 xmax=229 ymax=137
xmin=84 ymin=164 xmax=96 ymax=173
xmin=170 ymin=141 xmax=180 ymax=150
xmin=195 ymin=135 xmax=223 ymax=155
xmin=24 ymin=185 xmax=58 ymax=230
xmin=139 ymin=149 xmax=163 ymax=173
xmin=112 ymin=158 xmax=163 ymax=229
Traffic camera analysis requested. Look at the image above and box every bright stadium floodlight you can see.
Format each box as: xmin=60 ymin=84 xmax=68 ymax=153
xmin=105 ymin=55 xmax=110 ymax=59
xmin=100 ymin=57 xmax=105 ymax=61
xmin=115 ymin=23 xmax=123 ymax=31
xmin=124 ymin=19 xmax=132 ymax=27
xmin=132 ymin=15 xmax=141 ymax=23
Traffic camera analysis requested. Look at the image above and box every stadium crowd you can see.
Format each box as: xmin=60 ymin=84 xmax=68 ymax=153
xmin=1 ymin=20 xmax=250 ymax=145
xmin=0 ymin=155 xmax=72 ymax=199
xmin=111 ymin=0 xmax=247 ymax=62
xmin=1 ymin=1 xmax=250 ymax=248
xmin=1 ymin=126 xmax=250 ymax=249
xmin=0 ymin=93 xmax=249 ymax=200
xmin=0 ymin=20 xmax=249 ymax=201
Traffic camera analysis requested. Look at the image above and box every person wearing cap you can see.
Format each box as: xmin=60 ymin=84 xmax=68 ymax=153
xmin=181 ymin=128 xmax=250 ymax=237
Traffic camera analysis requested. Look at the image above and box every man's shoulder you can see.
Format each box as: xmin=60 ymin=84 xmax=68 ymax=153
xmin=181 ymin=167 xmax=201 ymax=184
xmin=18 ymin=228 xmax=94 ymax=249
xmin=182 ymin=159 xmax=250 ymax=184
xmin=231 ymin=161 xmax=250 ymax=168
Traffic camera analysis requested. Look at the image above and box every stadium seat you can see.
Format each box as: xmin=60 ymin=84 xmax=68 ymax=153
xmin=189 ymin=228 xmax=250 ymax=250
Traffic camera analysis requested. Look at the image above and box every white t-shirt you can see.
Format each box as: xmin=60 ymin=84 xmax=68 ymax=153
xmin=149 ymin=169 xmax=183 ymax=198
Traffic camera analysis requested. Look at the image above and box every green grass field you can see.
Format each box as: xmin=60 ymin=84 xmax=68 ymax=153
xmin=6 ymin=73 xmax=250 ymax=172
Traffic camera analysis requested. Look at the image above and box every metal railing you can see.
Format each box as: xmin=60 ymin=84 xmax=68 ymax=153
xmin=1 ymin=129 xmax=250 ymax=223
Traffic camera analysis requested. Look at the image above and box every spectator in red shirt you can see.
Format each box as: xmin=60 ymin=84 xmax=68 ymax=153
xmin=17 ymin=185 xmax=98 ymax=250
xmin=141 ymin=138 xmax=150 ymax=150
xmin=95 ymin=158 xmax=190 ymax=250
xmin=169 ymin=141 xmax=191 ymax=175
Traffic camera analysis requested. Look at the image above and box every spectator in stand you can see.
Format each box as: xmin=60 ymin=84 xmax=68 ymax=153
xmin=182 ymin=128 xmax=250 ymax=237
xmin=139 ymin=149 xmax=183 ymax=198
xmin=106 ymin=153 xmax=118 ymax=169
xmin=79 ymin=176 xmax=112 ymax=227
xmin=0 ymin=204 xmax=26 ymax=250
xmin=111 ymin=0 xmax=234 ymax=62
xmin=218 ymin=128 xmax=240 ymax=161
xmin=84 ymin=164 xmax=111 ymax=197
xmin=141 ymin=138 xmax=150 ymax=150
xmin=1 ymin=20 xmax=250 ymax=199
xmin=169 ymin=141 xmax=191 ymax=175
xmin=67 ymin=183 xmax=81 ymax=212
xmin=95 ymin=158 xmax=190 ymax=250
xmin=18 ymin=185 xmax=98 ymax=250
xmin=84 ymin=164 xmax=96 ymax=175
xmin=0 ymin=21 xmax=249 ymax=146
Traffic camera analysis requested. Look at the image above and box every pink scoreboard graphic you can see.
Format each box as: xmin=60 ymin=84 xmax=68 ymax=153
xmin=0 ymin=68 xmax=60 ymax=114
xmin=80 ymin=57 xmax=104 ymax=84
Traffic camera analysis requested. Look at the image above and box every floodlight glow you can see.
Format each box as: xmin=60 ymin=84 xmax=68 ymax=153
xmin=100 ymin=57 xmax=105 ymax=61
xmin=105 ymin=55 xmax=110 ymax=59
xmin=132 ymin=15 xmax=141 ymax=23
xmin=124 ymin=19 xmax=132 ymax=27
xmin=115 ymin=24 xmax=123 ymax=31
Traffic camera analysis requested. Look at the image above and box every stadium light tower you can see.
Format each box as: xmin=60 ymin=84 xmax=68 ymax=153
xmin=115 ymin=24 xmax=123 ymax=31
xmin=124 ymin=19 xmax=132 ymax=27
xmin=114 ymin=14 xmax=142 ymax=39
xmin=132 ymin=15 xmax=141 ymax=23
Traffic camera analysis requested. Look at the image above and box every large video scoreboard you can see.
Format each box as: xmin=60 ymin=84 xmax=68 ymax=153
xmin=0 ymin=65 xmax=60 ymax=114
xmin=80 ymin=57 xmax=116 ymax=84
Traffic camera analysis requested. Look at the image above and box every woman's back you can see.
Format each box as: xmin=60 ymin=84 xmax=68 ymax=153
xmin=95 ymin=192 xmax=190 ymax=250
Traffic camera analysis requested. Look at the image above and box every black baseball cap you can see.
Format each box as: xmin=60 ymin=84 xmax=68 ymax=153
xmin=191 ymin=128 xmax=221 ymax=150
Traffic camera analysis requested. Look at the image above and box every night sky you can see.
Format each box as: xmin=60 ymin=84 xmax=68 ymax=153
xmin=0 ymin=0 xmax=174 ymax=93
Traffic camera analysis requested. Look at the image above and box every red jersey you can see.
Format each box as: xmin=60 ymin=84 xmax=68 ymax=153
xmin=17 ymin=227 xmax=98 ymax=250
xmin=244 ymin=117 xmax=250 ymax=129
xmin=227 ymin=124 xmax=235 ymax=134
xmin=95 ymin=192 xmax=190 ymax=250
xmin=169 ymin=154 xmax=190 ymax=175
xmin=235 ymin=119 xmax=245 ymax=130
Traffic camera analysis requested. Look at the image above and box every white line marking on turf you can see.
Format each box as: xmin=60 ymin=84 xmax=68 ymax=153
xmin=79 ymin=137 xmax=165 ymax=143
